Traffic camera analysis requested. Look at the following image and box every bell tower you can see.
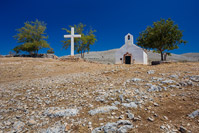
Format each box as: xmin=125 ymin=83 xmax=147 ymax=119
xmin=125 ymin=33 xmax=133 ymax=45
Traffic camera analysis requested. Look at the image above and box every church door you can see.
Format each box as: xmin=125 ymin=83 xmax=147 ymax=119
xmin=123 ymin=52 xmax=132 ymax=64
xmin=125 ymin=56 xmax=131 ymax=64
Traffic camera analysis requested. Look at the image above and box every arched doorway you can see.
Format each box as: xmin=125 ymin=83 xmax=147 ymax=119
xmin=123 ymin=52 xmax=132 ymax=64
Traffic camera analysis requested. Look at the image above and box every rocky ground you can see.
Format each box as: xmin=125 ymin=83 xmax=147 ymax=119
xmin=0 ymin=57 xmax=199 ymax=133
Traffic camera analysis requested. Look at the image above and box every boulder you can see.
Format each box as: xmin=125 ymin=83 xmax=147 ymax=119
xmin=92 ymin=120 xmax=133 ymax=133
xmin=13 ymin=121 xmax=25 ymax=132
xmin=162 ymin=80 xmax=176 ymax=84
xmin=44 ymin=107 xmax=79 ymax=117
xmin=188 ymin=110 xmax=199 ymax=118
xmin=190 ymin=75 xmax=199 ymax=82
xmin=122 ymin=102 xmax=137 ymax=108
xmin=103 ymin=122 xmax=117 ymax=133
xmin=88 ymin=106 xmax=118 ymax=116
xmin=147 ymin=70 xmax=155 ymax=74
xmin=117 ymin=125 xmax=133 ymax=133
xmin=132 ymin=78 xmax=142 ymax=82
xmin=148 ymin=85 xmax=162 ymax=92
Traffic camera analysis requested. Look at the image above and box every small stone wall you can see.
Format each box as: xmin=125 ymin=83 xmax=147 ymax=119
xmin=59 ymin=57 xmax=80 ymax=62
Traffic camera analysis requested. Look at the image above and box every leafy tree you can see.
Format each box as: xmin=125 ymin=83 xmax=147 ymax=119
xmin=13 ymin=19 xmax=50 ymax=55
xmin=137 ymin=18 xmax=187 ymax=61
xmin=62 ymin=23 xmax=97 ymax=58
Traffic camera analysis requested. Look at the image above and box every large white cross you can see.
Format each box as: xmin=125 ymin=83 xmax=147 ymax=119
xmin=64 ymin=27 xmax=81 ymax=56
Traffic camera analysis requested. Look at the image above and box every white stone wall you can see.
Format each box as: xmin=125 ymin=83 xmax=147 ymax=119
xmin=115 ymin=33 xmax=148 ymax=65
xmin=143 ymin=52 xmax=148 ymax=65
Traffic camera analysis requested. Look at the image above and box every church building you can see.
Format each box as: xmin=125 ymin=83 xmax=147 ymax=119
xmin=115 ymin=33 xmax=148 ymax=65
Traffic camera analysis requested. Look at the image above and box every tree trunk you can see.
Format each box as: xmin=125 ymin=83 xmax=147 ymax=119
xmin=163 ymin=53 xmax=167 ymax=61
xmin=81 ymin=51 xmax=83 ymax=58
xmin=161 ymin=51 xmax=164 ymax=61
xmin=36 ymin=50 xmax=39 ymax=56
xmin=82 ymin=50 xmax=85 ymax=58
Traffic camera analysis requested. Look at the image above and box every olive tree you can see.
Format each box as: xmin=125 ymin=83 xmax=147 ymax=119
xmin=62 ymin=23 xmax=97 ymax=58
xmin=13 ymin=19 xmax=50 ymax=55
xmin=137 ymin=18 xmax=187 ymax=61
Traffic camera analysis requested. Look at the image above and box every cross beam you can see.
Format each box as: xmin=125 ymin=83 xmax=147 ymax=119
xmin=64 ymin=27 xmax=81 ymax=56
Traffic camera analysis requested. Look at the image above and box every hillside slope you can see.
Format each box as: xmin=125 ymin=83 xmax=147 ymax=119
xmin=181 ymin=53 xmax=199 ymax=60
xmin=1 ymin=58 xmax=199 ymax=132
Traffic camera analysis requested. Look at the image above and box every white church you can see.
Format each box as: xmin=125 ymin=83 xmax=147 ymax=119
xmin=115 ymin=33 xmax=148 ymax=65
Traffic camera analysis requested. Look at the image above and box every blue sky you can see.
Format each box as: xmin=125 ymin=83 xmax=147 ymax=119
xmin=0 ymin=0 xmax=198 ymax=56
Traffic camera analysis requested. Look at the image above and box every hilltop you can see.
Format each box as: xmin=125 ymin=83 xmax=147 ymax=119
xmin=61 ymin=49 xmax=199 ymax=64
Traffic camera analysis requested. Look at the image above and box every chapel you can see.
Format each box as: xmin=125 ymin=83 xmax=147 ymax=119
xmin=115 ymin=33 xmax=148 ymax=65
